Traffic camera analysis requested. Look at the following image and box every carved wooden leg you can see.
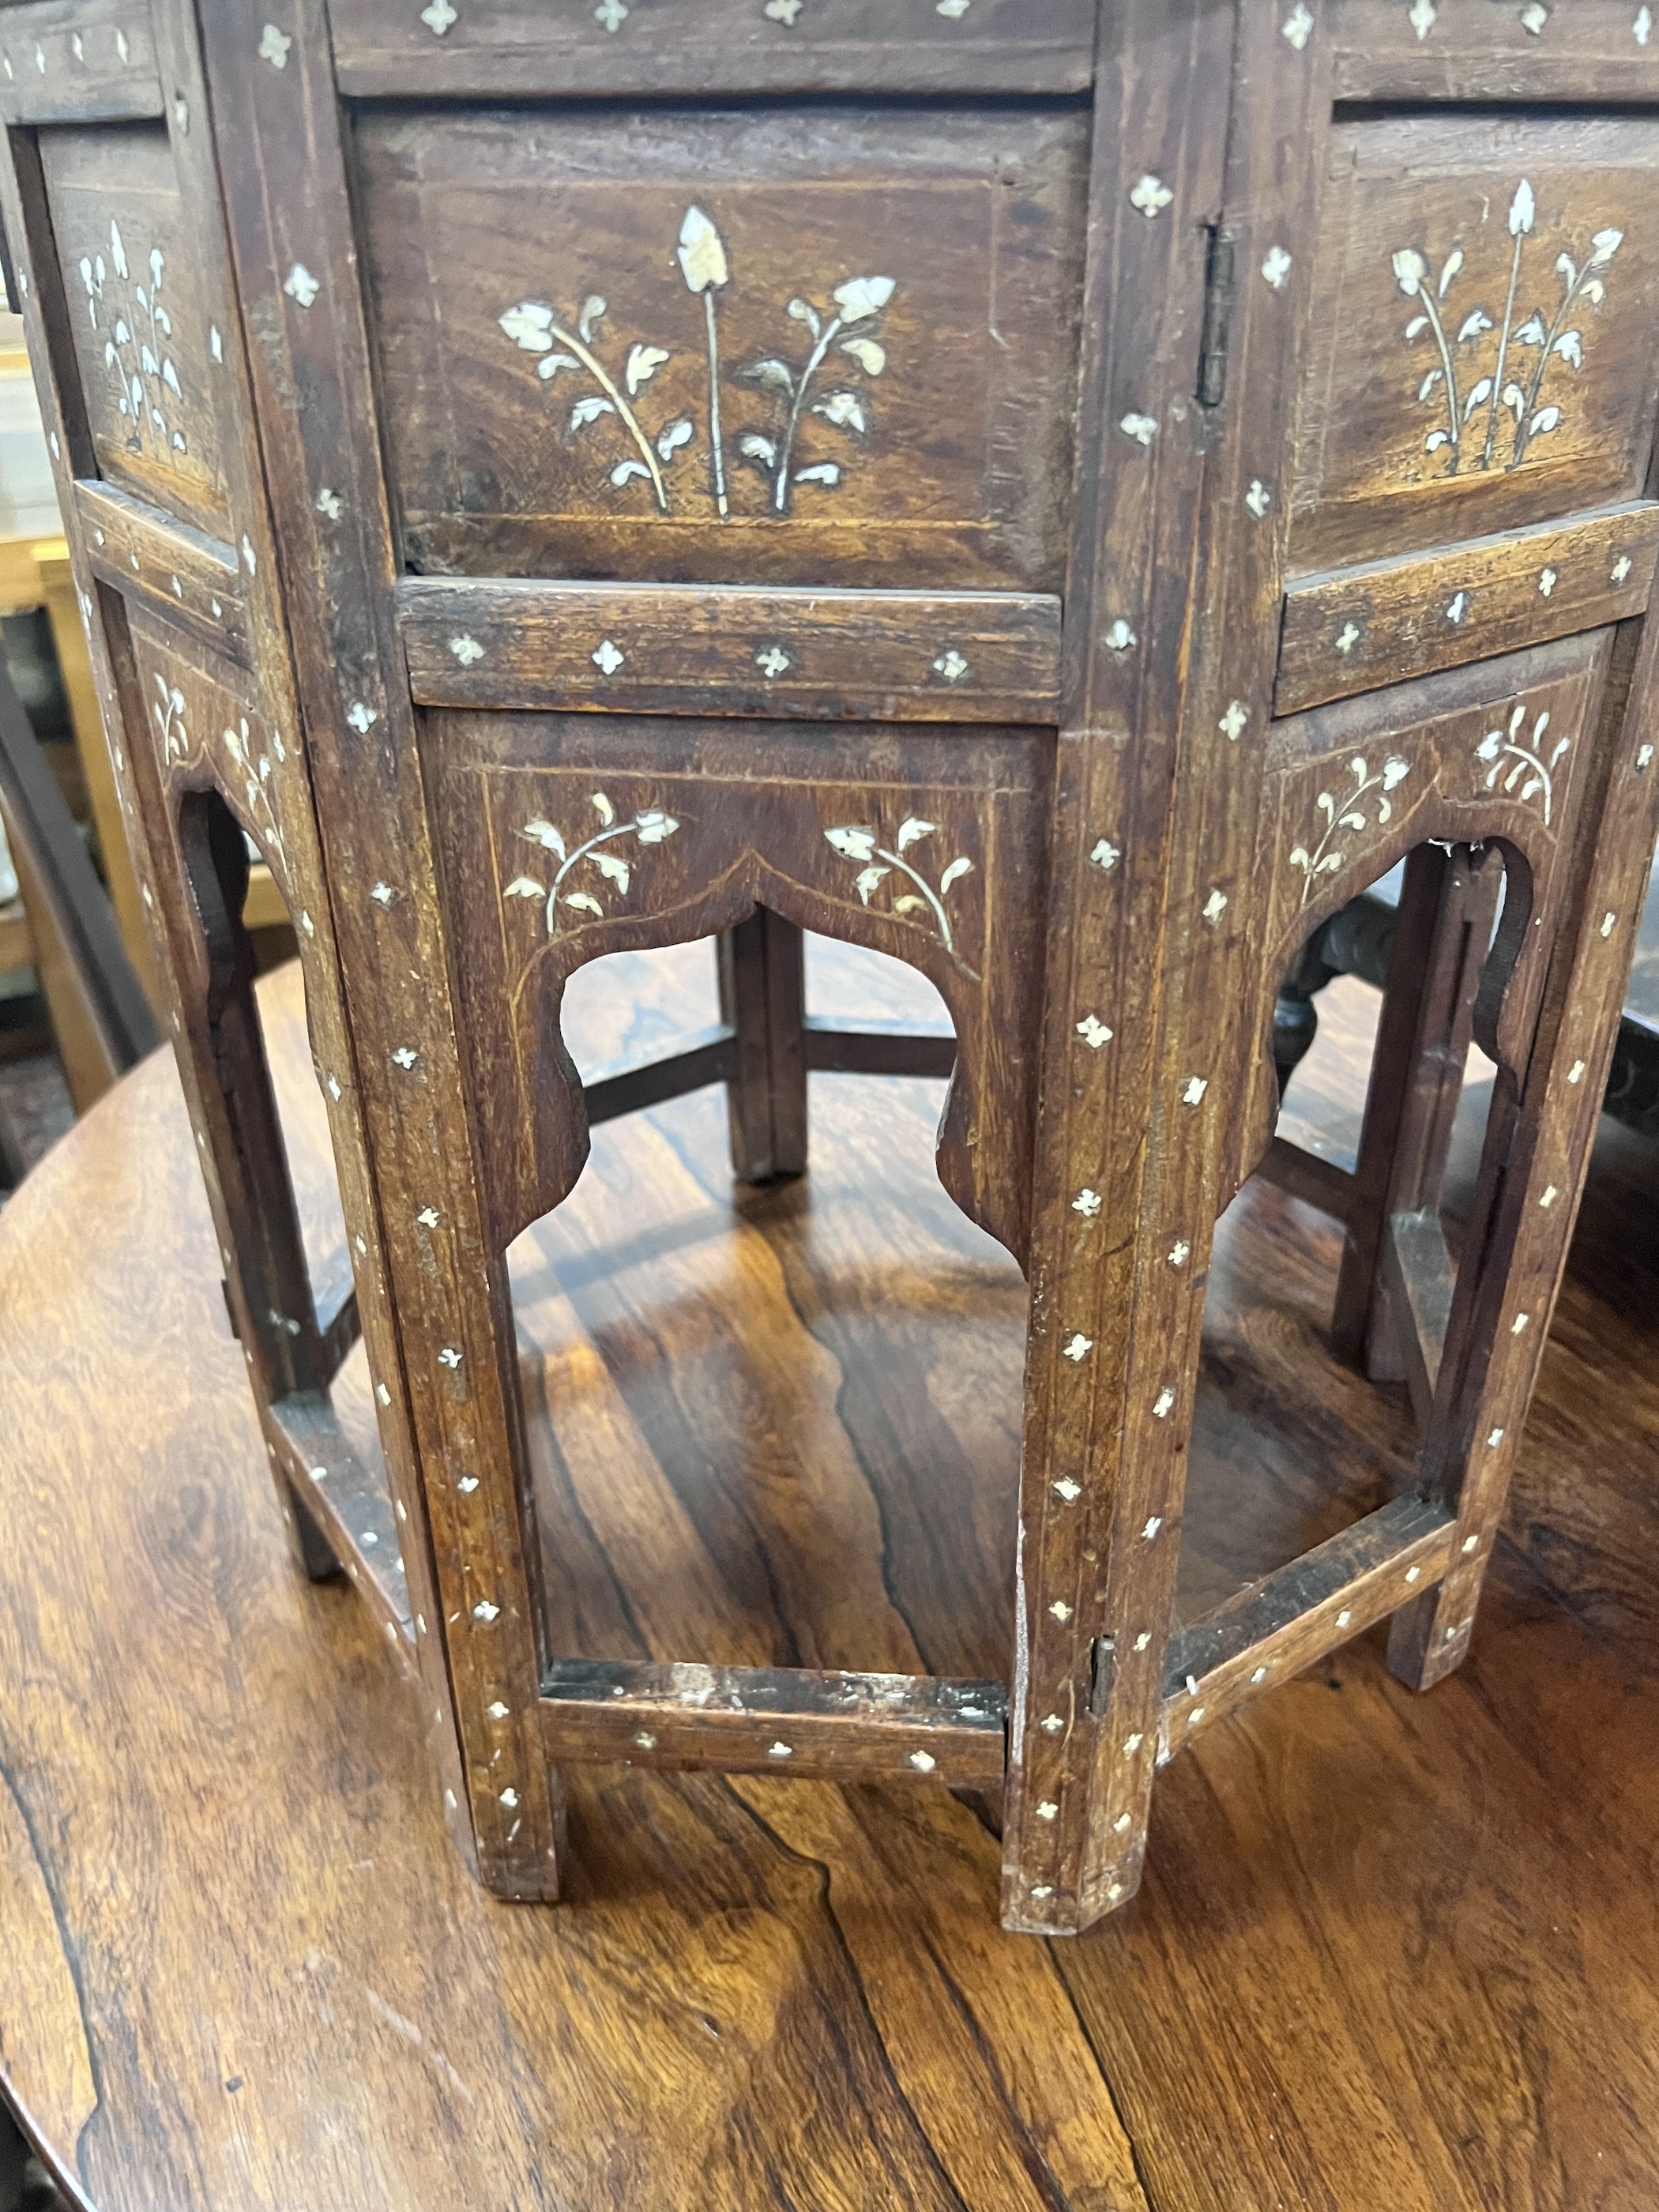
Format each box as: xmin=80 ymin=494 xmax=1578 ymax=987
xmin=1331 ymin=843 xmax=1499 ymax=1405
xmin=718 ymin=907 xmax=808 ymax=1183
xmin=1390 ymin=712 xmax=1659 ymax=1690
xmin=171 ymin=789 xmax=343 ymax=1582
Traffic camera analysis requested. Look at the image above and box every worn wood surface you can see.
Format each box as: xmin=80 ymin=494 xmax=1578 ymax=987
xmin=3 ymin=943 xmax=1659 ymax=2210
xmin=399 ymin=578 xmax=1062 ymax=725
xmin=1276 ymin=500 xmax=1659 ymax=714
xmin=329 ymin=0 xmax=1099 ymax=100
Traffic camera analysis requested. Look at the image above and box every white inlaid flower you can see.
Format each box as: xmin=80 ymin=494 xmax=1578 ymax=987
xmin=755 ymin=646 xmax=792 ymax=678
xmin=1335 ymin=622 xmax=1362 ymax=655
xmin=937 ymin=0 xmax=972 ymax=16
xmin=1072 ymin=1189 xmax=1103 ymax=1218
xmin=592 ymin=638 xmax=624 ymax=675
xmin=345 ymin=701 xmax=377 ymax=733
xmin=1282 ymin=2 xmax=1313 ymax=46
xmin=1202 ymin=889 xmax=1227 ymax=924
xmin=765 ymin=0 xmax=803 ymax=19
xmin=1076 ymin=1015 xmax=1113 ymax=1049
xmin=283 ymin=263 xmax=320 ymax=309
xmin=933 ymin=649 xmax=969 ymax=683
xmin=1637 ymin=6 xmax=1653 ymax=43
xmin=1168 ymin=1240 xmax=1191 ymax=1266
xmin=449 ymin=634 xmax=485 ymax=665
xmin=1089 ymin=837 xmax=1121 ymax=872
xmin=1519 ymin=1 xmax=1548 ymax=30
xmin=1104 ymin=619 xmax=1138 ymax=654
xmin=1218 ymin=700 xmax=1250 ymax=741
xmin=1409 ymin=0 xmax=1437 ymax=36
xmin=420 ymin=0 xmax=458 ymax=29
xmin=1049 ymin=1601 xmax=1072 ymax=1623
xmin=1062 ymin=1334 xmax=1093 ymax=1362
xmin=1182 ymin=1077 xmax=1208 ymax=1105
xmin=1612 ymin=555 xmax=1632 ymax=585
xmin=1245 ymin=479 xmax=1272 ymax=519
xmin=1119 ymin=412 xmax=1158 ymax=446
xmin=1130 ymin=175 xmax=1174 ymax=219
xmin=316 ymin=487 xmax=343 ymax=521
xmin=594 ymin=0 xmax=627 ymax=28
xmin=1261 ymin=245 xmax=1293 ymax=292
xmin=257 ymin=22 xmax=291 ymax=66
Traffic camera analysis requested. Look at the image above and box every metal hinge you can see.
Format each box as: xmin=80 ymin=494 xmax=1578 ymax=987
xmin=1196 ymin=228 xmax=1236 ymax=410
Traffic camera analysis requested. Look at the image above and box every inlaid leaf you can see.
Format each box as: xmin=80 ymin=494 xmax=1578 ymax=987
xmin=577 ymin=295 xmax=607 ymax=344
xmin=795 ymin=463 xmax=841 ymax=487
xmin=825 ymin=826 xmax=877 ymax=862
xmin=1463 ymin=377 xmax=1492 ymax=419
xmin=814 ymin=391 xmax=867 ymax=434
xmin=570 ymin=394 xmax=616 ymax=430
xmin=499 ymin=301 xmax=555 ymax=352
xmin=593 ymin=852 xmax=631 ymax=892
xmin=657 ymin=417 xmax=694 ymax=458
xmin=505 ymin=875 xmax=544 ymax=899
xmin=897 ymin=818 xmax=935 ymax=852
xmin=521 ymin=818 xmax=567 ymax=859
xmin=626 ymin=344 xmax=670 ymax=396
xmin=1508 ymin=179 xmax=1535 ymax=237
xmin=939 ymin=856 xmax=974 ymax=891
xmin=746 ymin=359 xmax=796 ymax=390
xmin=788 ymin=297 xmax=821 ymax=339
xmin=893 ymin=896 xmax=928 ymax=916
xmin=839 ymin=337 xmax=887 ymax=377
xmin=854 ymin=865 xmax=890 ymax=903
xmin=739 ymin=433 xmax=777 ymax=465
xmin=1529 ymin=405 xmax=1562 ymax=438
xmin=564 ymin=891 xmax=605 ymax=917
xmin=591 ymin=792 xmax=615 ymax=825
xmin=832 ymin=276 xmax=895 ymax=324
xmin=634 ymin=810 xmax=679 ymax=844
xmin=611 ymin=459 xmax=652 ymax=486
xmin=1552 ymin=329 xmax=1582 ymax=367
xmin=1438 ymin=248 xmax=1463 ymax=295
xmin=537 ymin=352 xmax=580 ymax=382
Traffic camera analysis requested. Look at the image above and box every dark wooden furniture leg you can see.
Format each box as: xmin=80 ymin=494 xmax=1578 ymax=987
xmin=1331 ymin=842 xmax=1503 ymax=1410
xmin=718 ymin=908 xmax=807 ymax=1183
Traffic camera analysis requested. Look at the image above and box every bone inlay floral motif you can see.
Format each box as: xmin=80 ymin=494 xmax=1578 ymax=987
xmin=506 ymin=793 xmax=679 ymax=935
xmin=498 ymin=206 xmax=896 ymax=517
xmin=80 ymin=221 xmax=187 ymax=459
xmin=1289 ymin=755 xmax=1410 ymax=906
xmin=822 ymin=818 xmax=977 ymax=976
xmin=1392 ymin=180 xmax=1622 ymax=476
xmin=1475 ymin=701 xmax=1571 ymax=824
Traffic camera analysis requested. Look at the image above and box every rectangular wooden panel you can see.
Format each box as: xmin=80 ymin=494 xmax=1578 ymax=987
xmin=356 ymin=105 xmax=1088 ymax=592
xmin=1291 ymin=116 xmax=1659 ymax=577
xmin=77 ymin=478 xmax=250 ymax=667
xmin=540 ymin=1659 xmax=1007 ymax=1790
xmin=38 ymin=122 xmax=233 ymax=539
xmin=1330 ymin=0 xmax=1659 ymax=102
xmin=0 ymin=0 xmax=161 ymax=124
xmin=401 ymin=578 xmax=1060 ymax=723
xmin=329 ymin=0 xmax=1097 ymax=99
xmin=1276 ymin=500 xmax=1659 ymax=713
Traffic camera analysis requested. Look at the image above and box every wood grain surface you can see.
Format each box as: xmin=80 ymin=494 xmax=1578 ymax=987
xmin=2 ymin=940 xmax=1658 ymax=2210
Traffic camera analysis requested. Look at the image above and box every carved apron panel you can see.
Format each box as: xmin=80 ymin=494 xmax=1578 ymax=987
xmin=431 ymin=713 xmax=1051 ymax=1262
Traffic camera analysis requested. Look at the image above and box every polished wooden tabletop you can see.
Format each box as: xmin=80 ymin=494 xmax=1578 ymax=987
xmin=2 ymin=943 xmax=1658 ymax=2212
